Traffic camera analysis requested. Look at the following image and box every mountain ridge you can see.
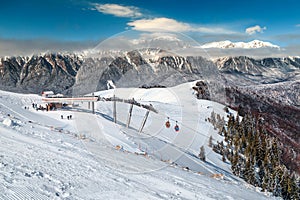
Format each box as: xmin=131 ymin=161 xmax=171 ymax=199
xmin=200 ymin=40 xmax=280 ymax=49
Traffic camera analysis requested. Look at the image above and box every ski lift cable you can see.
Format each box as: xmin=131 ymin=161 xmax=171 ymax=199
xmin=153 ymin=111 xmax=214 ymax=140
xmin=106 ymin=97 xmax=215 ymax=140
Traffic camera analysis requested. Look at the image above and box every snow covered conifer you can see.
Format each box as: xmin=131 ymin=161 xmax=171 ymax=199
xmin=208 ymin=136 xmax=213 ymax=147
xmin=199 ymin=146 xmax=206 ymax=161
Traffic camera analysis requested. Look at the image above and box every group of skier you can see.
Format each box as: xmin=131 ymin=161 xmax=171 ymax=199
xmin=61 ymin=115 xmax=72 ymax=120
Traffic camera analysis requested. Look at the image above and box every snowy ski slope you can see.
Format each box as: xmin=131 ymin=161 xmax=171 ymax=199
xmin=0 ymin=82 xmax=279 ymax=199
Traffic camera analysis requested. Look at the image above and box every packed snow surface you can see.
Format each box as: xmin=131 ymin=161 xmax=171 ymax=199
xmin=0 ymin=82 xmax=278 ymax=199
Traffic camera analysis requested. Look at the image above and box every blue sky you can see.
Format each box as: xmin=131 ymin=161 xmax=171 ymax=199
xmin=0 ymin=0 xmax=299 ymax=55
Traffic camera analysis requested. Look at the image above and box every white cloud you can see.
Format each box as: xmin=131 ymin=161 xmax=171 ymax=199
xmin=92 ymin=3 xmax=142 ymax=18
xmin=296 ymin=24 xmax=300 ymax=27
xmin=127 ymin=17 xmax=234 ymax=33
xmin=131 ymin=32 xmax=182 ymax=43
xmin=127 ymin=18 xmax=191 ymax=32
xmin=245 ymin=25 xmax=266 ymax=35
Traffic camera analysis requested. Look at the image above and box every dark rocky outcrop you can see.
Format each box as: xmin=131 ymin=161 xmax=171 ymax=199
xmin=0 ymin=54 xmax=82 ymax=94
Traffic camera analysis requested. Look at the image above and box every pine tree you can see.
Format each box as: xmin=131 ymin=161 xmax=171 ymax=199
xmin=240 ymin=134 xmax=246 ymax=152
xmin=261 ymin=169 xmax=269 ymax=192
xmin=208 ymin=136 xmax=213 ymax=148
xmin=198 ymin=145 xmax=206 ymax=161
xmin=254 ymin=132 xmax=265 ymax=187
xmin=273 ymin=166 xmax=284 ymax=197
xmin=227 ymin=147 xmax=233 ymax=162
xmin=287 ymin=175 xmax=300 ymax=200
xmin=282 ymin=173 xmax=291 ymax=199
xmin=223 ymin=106 xmax=229 ymax=113
xmin=244 ymin=158 xmax=256 ymax=185
xmin=210 ymin=111 xmax=216 ymax=127
xmin=227 ymin=114 xmax=235 ymax=129
xmin=222 ymin=154 xmax=226 ymax=162
xmin=224 ymin=127 xmax=229 ymax=142
xmin=231 ymin=150 xmax=239 ymax=175
xmin=233 ymin=133 xmax=240 ymax=151
xmin=234 ymin=114 xmax=240 ymax=128
xmin=270 ymin=139 xmax=281 ymax=167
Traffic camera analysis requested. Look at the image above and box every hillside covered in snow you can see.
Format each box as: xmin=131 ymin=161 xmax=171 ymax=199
xmin=0 ymin=82 xmax=279 ymax=199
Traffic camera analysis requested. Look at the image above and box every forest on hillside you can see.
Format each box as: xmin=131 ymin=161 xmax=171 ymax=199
xmin=208 ymin=110 xmax=299 ymax=199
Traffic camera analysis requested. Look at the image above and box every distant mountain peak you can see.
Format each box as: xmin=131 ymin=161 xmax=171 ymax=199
xmin=200 ymin=40 xmax=280 ymax=49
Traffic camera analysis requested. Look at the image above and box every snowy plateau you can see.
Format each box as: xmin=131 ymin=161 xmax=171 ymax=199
xmin=0 ymin=81 xmax=280 ymax=199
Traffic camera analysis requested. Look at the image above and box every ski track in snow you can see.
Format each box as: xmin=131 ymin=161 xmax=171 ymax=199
xmin=0 ymin=82 xmax=279 ymax=199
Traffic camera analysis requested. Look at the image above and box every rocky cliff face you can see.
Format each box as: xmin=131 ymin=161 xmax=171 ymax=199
xmin=215 ymin=56 xmax=300 ymax=85
xmin=78 ymin=50 xmax=219 ymax=93
xmin=0 ymin=54 xmax=82 ymax=94
xmin=3 ymin=52 xmax=299 ymax=98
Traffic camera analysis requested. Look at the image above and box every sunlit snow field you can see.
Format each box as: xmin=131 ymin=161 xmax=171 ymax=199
xmin=0 ymin=82 xmax=279 ymax=199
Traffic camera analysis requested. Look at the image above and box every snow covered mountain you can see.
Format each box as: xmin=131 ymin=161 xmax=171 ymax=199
xmin=0 ymin=53 xmax=82 ymax=94
xmin=1 ymin=51 xmax=299 ymax=176
xmin=214 ymin=56 xmax=300 ymax=84
xmin=0 ymin=82 xmax=278 ymax=199
xmin=2 ymin=50 xmax=299 ymax=96
xmin=200 ymin=40 xmax=280 ymax=49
